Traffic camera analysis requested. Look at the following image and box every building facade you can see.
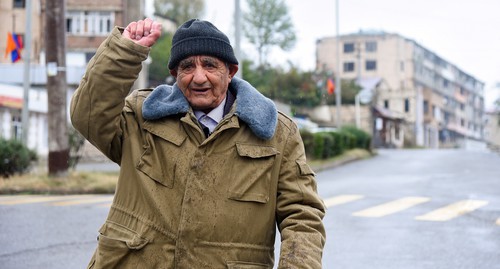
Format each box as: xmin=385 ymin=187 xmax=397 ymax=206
xmin=484 ymin=111 xmax=500 ymax=151
xmin=0 ymin=0 xmax=145 ymax=156
xmin=316 ymin=31 xmax=485 ymax=148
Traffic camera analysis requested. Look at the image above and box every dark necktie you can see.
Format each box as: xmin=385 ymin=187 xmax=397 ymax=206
xmin=200 ymin=123 xmax=210 ymax=138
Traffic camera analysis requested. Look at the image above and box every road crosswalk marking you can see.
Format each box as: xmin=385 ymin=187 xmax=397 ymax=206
xmin=352 ymin=196 xmax=431 ymax=218
xmin=1 ymin=195 xmax=496 ymax=225
xmin=415 ymin=200 xmax=489 ymax=222
xmin=324 ymin=194 xmax=364 ymax=208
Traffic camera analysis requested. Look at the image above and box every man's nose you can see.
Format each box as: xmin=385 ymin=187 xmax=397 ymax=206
xmin=192 ymin=66 xmax=207 ymax=84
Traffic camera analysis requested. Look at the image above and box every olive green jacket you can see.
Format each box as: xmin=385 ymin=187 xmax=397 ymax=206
xmin=71 ymin=27 xmax=326 ymax=269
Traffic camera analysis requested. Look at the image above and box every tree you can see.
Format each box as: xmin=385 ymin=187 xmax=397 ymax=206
xmin=149 ymin=32 xmax=173 ymax=86
xmin=325 ymin=80 xmax=362 ymax=105
xmin=243 ymin=0 xmax=296 ymax=67
xmin=154 ymin=0 xmax=205 ymax=25
xmin=243 ymin=60 xmax=321 ymax=108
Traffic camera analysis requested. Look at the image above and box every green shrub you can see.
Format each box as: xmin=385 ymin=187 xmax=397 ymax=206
xmin=312 ymin=133 xmax=325 ymax=159
xmin=300 ymin=129 xmax=315 ymax=158
xmin=340 ymin=126 xmax=372 ymax=150
xmin=329 ymin=132 xmax=345 ymax=156
xmin=300 ymin=126 xmax=372 ymax=160
xmin=321 ymin=133 xmax=335 ymax=158
xmin=0 ymin=138 xmax=38 ymax=178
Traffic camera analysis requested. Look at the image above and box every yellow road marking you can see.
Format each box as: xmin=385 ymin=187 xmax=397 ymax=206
xmin=51 ymin=196 xmax=113 ymax=206
xmin=323 ymin=195 xmax=364 ymax=208
xmin=0 ymin=195 xmax=95 ymax=205
xmin=415 ymin=200 xmax=489 ymax=222
xmin=353 ymin=197 xmax=430 ymax=218
xmin=0 ymin=195 xmax=33 ymax=201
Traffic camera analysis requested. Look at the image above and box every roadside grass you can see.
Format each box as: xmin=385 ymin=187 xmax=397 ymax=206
xmin=0 ymin=149 xmax=374 ymax=195
xmin=0 ymin=171 xmax=118 ymax=195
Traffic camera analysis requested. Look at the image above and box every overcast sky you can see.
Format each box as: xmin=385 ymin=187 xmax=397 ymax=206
xmin=147 ymin=0 xmax=500 ymax=109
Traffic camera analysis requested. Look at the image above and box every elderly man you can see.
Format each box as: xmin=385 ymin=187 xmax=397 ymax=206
xmin=71 ymin=18 xmax=326 ymax=269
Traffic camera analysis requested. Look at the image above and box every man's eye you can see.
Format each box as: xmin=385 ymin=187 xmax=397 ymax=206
xmin=203 ymin=62 xmax=217 ymax=69
xmin=180 ymin=64 xmax=194 ymax=71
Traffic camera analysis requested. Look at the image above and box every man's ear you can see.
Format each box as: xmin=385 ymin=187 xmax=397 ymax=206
xmin=228 ymin=64 xmax=239 ymax=78
xmin=169 ymin=69 xmax=177 ymax=77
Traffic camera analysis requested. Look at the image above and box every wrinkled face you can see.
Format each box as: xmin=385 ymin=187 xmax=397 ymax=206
xmin=170 ymin=55 xmax=238 ymax=113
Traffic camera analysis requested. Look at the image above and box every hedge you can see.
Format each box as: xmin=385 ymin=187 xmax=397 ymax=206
xmin=300 ymin=126 xmax=371 ymax=160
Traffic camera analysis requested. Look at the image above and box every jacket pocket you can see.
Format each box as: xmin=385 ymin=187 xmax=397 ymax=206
xmin=296 ymin=160 xmax=316 ymax=177
xmin=136 ymin=145 xmax=175 ymax=188
xmin=228 ymin=144 xmax=279 ymax=204
xmin=227 ymin=261 xmax=272 ymax=269
xmin=93 ymin=222 xmax=149 ymax=268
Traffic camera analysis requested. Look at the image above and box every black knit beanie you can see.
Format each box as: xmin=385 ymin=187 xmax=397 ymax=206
xmin=168 ymin=19 xmax=239 ymax=70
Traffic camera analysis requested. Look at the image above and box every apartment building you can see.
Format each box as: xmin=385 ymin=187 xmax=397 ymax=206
xmin=484 ymin=111 xmax=500 ymax=151
xmin=316 ymin=30 xmax=485 ymax=148
xmin=0 ymin=0 xmax=145 ymax=155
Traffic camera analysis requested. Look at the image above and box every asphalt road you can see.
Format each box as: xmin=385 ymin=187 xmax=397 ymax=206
xmin=0 ymin=149 xmax=499 ymax=269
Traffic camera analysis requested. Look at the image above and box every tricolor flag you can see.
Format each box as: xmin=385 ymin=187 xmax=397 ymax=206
xmin=4 ymin=32 xmax=23 ymax=63
xmin=327 ymin=78 xmax=335 ymax=95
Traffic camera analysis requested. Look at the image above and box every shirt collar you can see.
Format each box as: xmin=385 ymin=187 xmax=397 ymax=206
xmin=194 ymin=96 xmax=227 ymax=123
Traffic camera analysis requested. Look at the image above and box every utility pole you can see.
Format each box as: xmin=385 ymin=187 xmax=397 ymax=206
xmin=45 ymin=0 xmax=69 ymax=177
xmin=234 ymin=0 xmax=242 ymax=78
xmin=335 ymin=0 xmax=342 ymax=128
xmin=21 ymin=0 xmax=32 ymax=145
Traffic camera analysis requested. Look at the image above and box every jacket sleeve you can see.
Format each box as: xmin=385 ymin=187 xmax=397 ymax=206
xmin=70 ymin=27 xmax=150 ymax=163
xmin=276 ymin=121 xmax=326 ymax=269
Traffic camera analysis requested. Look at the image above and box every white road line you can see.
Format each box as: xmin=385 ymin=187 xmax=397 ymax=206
xmin=415 ymin=200 xmax=489 ymax=222
xmin=323 ymin=195 xmax=364 ymax=208
xmin=51 ymin=196 xmax=113 ymax=206
xmin=352 ymin=196 xmax=430 ymax=218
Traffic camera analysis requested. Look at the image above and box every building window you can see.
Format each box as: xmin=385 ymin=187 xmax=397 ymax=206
xmin=423 ymin=100 xmax=429 ymax=114
xmin=13 ymin=0 xmax=25 ymax=8
xmin=404 ymin=98 xmax=410 ymax=113
xmin=384 ymin=100 xmax=389 ymax=109
xmin=432 ymin=105 xmax=438 ymax=120
xmin=443 ymin=79 xmax=449 ymax=88
xmin=66 ymin=11 xmax=115 ymax=36
xmin=11 ymin=111 xmax=22 ymax=141
xmin=343 ymin=43 xmax=355 ymax=53
xmin=366 ymin=60 xmax=377 ymax=71
xmin=400 ymin=61 xmax=405 ymax=72
xmin=365 ymin=41 xmax=377 ymax=52
xmin=343 ymin=62 xmax=355 ymax=72
xmin=460 ymin=87 xmax=465 ymax=95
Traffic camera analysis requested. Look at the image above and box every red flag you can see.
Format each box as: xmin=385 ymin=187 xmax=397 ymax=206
xmin=327 ymin=78 xmax=335 ymax=95
xmin=5 ymin=32 xmax=22 ymax=63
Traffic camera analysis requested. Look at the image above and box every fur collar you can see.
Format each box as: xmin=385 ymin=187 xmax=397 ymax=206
xmin=142 ymin=77 xmax=277 ymax=140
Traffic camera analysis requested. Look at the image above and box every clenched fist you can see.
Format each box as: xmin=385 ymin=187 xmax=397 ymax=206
xmin=123 ymin=18 xmax=162 ymax=47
